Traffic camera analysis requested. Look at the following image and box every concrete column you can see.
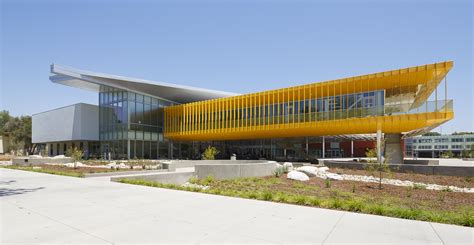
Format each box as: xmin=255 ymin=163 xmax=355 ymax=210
xmin=384 ymin=133 xmax=403 ymax=164
xmin=351 ymin=140 xmax=354 ymax=157
xmin=170 ymin=141 xmax=174 ymax=159
xmin=305 ymin=137 xmax=309 ymax=154
xmin=376 ymin=130 xmax=382 ymax=164
xmin=322 ymin=136 xmax=325 ymax=159
xmin=127 ymin=140 xmax=131 ymax=159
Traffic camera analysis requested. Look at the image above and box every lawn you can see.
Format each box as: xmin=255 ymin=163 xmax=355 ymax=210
xmin=118 ymin=174 xmax=474 ymax=227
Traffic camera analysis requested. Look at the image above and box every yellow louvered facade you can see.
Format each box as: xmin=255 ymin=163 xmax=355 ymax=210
xmin=165 ymin=61 xmax=453 ymax=141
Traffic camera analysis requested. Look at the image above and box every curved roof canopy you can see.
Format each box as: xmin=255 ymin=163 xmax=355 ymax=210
xmin=50 ymin=64 xmax=238 ymax=104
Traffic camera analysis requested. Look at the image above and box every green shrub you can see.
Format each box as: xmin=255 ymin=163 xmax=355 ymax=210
xmin=66 ymin=147 xmax=84 ymax=169
xmin=247 ymin=191 xmax=258 ymax=199
xmin=392 ymin=208 xmax=423 ymax=220
xmin=369 ymin=204 xmax=387 ymax=215
xmin=202 ymin=146 xmax=219 ymax=160
xmin=188 ymin=176 xmax=199 ymax=184
xmin=308 ymin=197 xmax=321 ymax=206
xmin=442 ymin=186 xmax=453 ymax=192
xmin=345 ymin=199 xmax=364 ymax=212
xmin=295 ymin=195 xmax=308 ymax=205
xmin=325 ymin=178 xmax=331 ymax=188
xmin=365 ymin=148 xmax=377 ymax=163
xmin=412 ymin=183 xmax=426 ymax=190
xmin=273 ymin=192 xmax=288 ymax=202
xmin=293 ymin=182 xmax=306 ymax=189
xmin=330 ymin=198 xmax=343 ymax=209
xmin=261 ymin=190 xmax=273 ymax=201
xmin=202 ymin=175 xmax=215 ymax=185
xmin=406 ymin=187 xmax=413 ymax=197
xmin=441 ymin=151 xmax=454 ymax=158
xmin=459 ymin=212 xmax=474 ymax=227
xmin=274 ymin=167 xmax=284 ymax=177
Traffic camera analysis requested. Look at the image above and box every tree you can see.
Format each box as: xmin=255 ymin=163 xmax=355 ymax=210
xmin=365 ymin=148 xmax=377 ymax=163
xmin=441 ymin=151 xmax=454 ymax=158
xmin=202 ymin=146 xmax=219 ymax=160
xmin=423 ymin=132 xmax=441 ymax=136
xmin=0 ymin=110 xmax=11 ymax=135
xmin=461 ymin=149 xmax=470 ymax=158
xmin=3 ymin=115 xmax=36 ymax=155
xmin=451 ymin=132 xmax=474 ymax=135
xmin=364 ymin=141 xmax=394 ymax=190
xmin=66 ymin=147 xmax=84 ymax=169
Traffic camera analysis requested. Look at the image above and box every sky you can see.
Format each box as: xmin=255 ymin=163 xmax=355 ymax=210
xmin=1 ymin=0 xmax=472 ymax=134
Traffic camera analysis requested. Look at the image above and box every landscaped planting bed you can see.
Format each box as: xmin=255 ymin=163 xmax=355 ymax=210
xmin=2 ymin=164 xmax=150 ymax=178
xmin=328 ymin=167 xmax=473 ymax=188
xmin=118 ymin=173 xmax=474 ymax=227
xmin=0 ymin=155 xmax=12 ymax=161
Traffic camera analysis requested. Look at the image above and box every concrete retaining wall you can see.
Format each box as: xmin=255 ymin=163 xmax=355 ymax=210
xmin=195 ymin=162 xmax=277 ymax=180
xmin=404 ymin=159 xmax=439 ymax=165
xmin=323 ymin=161 xmax=474 ymax=177
xmin=111 ymin=171 xmax=195 ymax=185
xmin=161 ymin=159 xmax=270 ymax=172
xmin=12 ymin=157 xmax=72 ymax=165
xmin=84 ymin=169 xmax=167 ymax=178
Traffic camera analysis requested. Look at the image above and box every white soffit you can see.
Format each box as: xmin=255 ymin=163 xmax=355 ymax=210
xmin=50 ymin=64 xmax=239 ymax=103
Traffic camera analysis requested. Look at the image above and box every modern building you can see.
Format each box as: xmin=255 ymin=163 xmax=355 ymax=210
xmin=405 ymin=134 xmax=474 ymax=158
xmin=32 ymin=103 xmax=100 ymax=158
xmin=32 ymin=61 xmax=454 ymax=162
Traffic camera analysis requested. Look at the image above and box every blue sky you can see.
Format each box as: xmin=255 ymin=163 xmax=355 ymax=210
xmin=1 ymin=0 xmax=472 ymax=133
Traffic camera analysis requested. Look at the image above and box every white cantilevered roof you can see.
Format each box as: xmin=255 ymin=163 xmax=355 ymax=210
xmin=49 ymin=64 xmax=239 ymax=104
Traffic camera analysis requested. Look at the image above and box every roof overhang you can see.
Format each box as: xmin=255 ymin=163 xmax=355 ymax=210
xmin=50 ymin=64 xmax=239 ymax=104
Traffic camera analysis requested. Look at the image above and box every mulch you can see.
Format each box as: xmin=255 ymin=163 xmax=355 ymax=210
xmin=256 ymin=174 xmax=474 ymax=211
xmin=328 ymin=167 xmax=473 ymax=188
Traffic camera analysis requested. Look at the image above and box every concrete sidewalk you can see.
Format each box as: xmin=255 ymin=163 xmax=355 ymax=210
xmin=1 ymin=168 xmax=472 ymax=244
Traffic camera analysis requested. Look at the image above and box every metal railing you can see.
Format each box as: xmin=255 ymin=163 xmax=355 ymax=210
xmin=176 ymin=100 xmax=453 ymax=132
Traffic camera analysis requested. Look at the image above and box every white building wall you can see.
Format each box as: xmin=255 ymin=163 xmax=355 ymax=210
xmin=32 ymin=103 xmax=99 ymax=143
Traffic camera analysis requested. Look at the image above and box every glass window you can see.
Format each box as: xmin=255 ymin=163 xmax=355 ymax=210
xmin=151 ymin=141 xmax=158 ymax=159
xmin=144 ymin=104 xmax=151 ymax=125
xmin=136 ymin=94 xmax=144 ymax=103
xmin=129 ymin=92 xmax=135 ymax=101
xmin=144 ymin=141 xmax=150 ymax=159
xmin=130 ymin=140 xmax=135 ymax=158
xmin=136 ymin=103 xmax=144 ymax=124
xmin=159 ymin=141 xmax=168 ymax=159
xmin=144 ymin=96 xmax=151 ymax=105
xmin=136 ymin=140 xmax=143 ymax=159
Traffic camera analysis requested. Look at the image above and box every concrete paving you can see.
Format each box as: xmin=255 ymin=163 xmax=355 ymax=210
xmin=1 ymin=168 xmax=472 ymax=244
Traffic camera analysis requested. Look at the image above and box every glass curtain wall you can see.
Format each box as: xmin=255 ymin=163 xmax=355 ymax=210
xmin=175 ymin=137 xmax=348 ymax=161
xmin=182 ymin=90 xmax=384 ymax=131
xmin=99 ymin=86 xmax=175 ymax=159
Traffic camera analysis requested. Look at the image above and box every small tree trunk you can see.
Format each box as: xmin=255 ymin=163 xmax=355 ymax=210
xmin=379 ymin=171 xmax=382 ymax=189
